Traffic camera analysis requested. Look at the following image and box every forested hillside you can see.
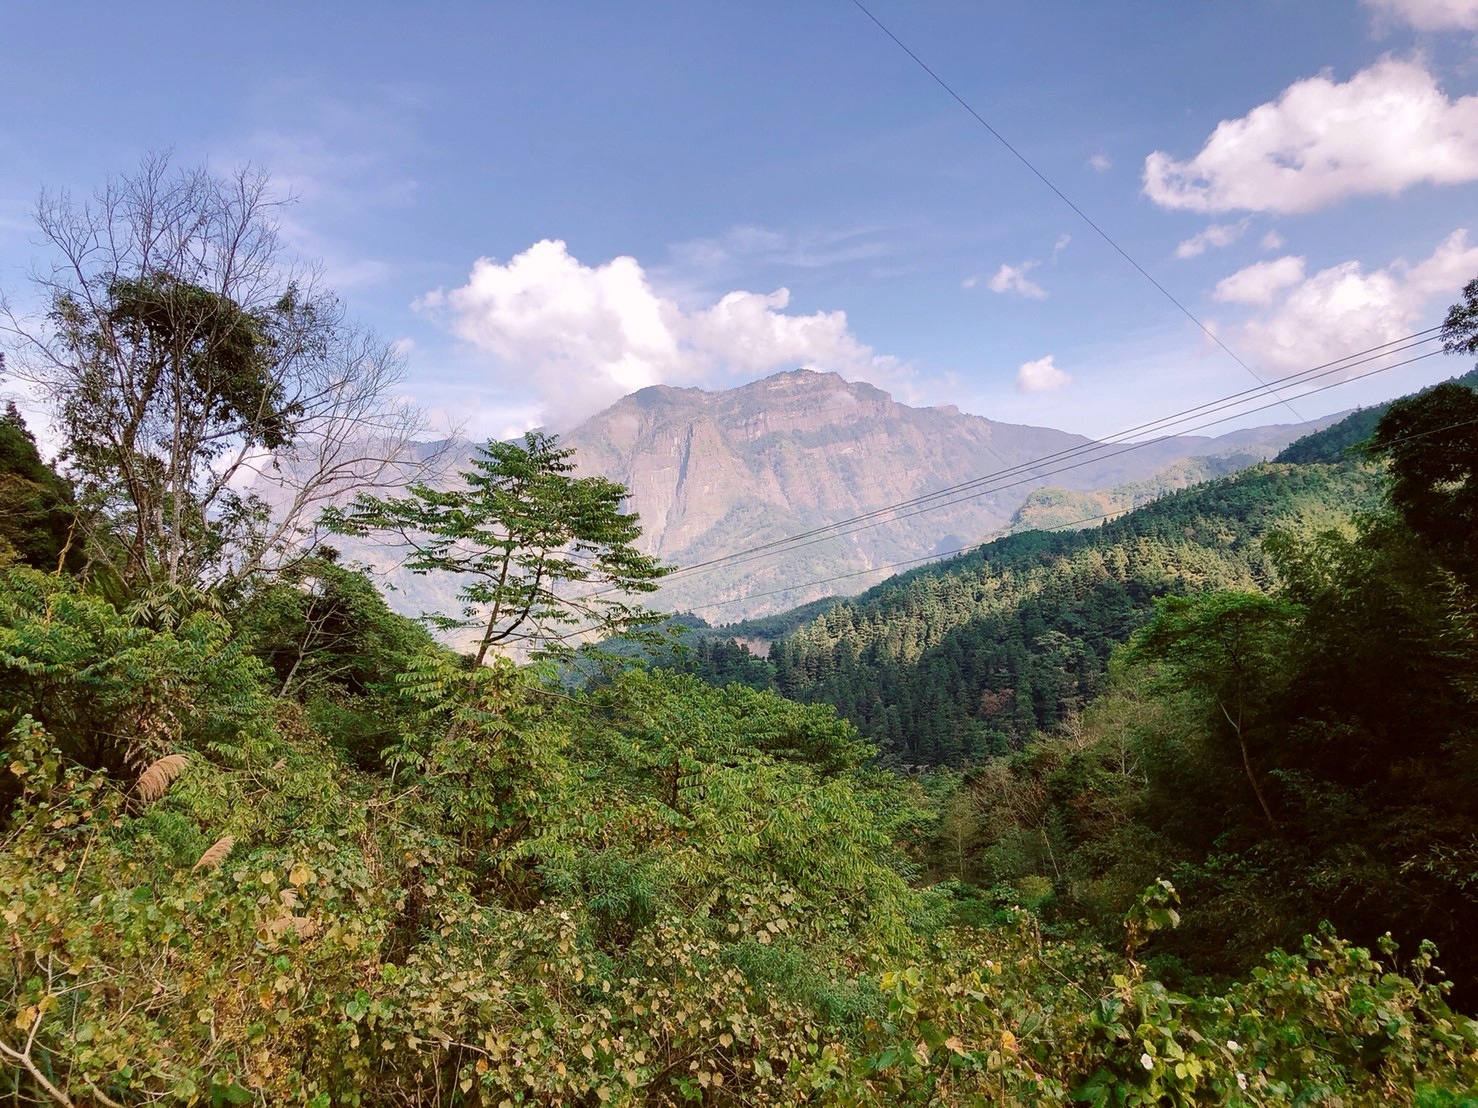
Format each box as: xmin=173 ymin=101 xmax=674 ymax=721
xmin=770 ymin=462 xmax=1382 ymax=763
xmin=2 ymin=162 xmax=1475 ymax=1105
xmin=927 ymin=370 xmax=1478 ymax=1010
xmin=694 ymin=368 xmax=1474 ymax=767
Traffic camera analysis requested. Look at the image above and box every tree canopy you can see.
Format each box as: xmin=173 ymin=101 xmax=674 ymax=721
xmin=326 ymin=431 xmax=670 ymax=663
xmin=1 ymin=156 xmax=429 ymax=598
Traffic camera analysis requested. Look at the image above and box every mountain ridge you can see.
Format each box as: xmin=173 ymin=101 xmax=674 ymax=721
xmin=560 ymin=368 xmax=1334 ymax=617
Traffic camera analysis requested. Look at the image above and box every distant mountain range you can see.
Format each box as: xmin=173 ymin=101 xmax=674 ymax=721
xmin=319 ymin=368 xmax=1340 ymax=630
xmin=560 ymin=369 xmax=1334 ymax=618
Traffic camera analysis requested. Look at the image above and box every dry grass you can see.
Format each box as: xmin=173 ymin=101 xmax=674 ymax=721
xmin=192 ymin=835 xmax=235 ymax=873
xmin=134 ymin=754 xmax=188 ymax=803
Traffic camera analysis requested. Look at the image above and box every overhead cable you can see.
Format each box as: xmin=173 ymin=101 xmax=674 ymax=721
xmin=847 ymin=0 xmax=1308 ymax=423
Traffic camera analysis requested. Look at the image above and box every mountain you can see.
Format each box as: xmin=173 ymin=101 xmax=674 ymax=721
xmin=560 ymin=369 xmax=1330 ymax=618
xmin=681 ymin=367 xmax=1478 ymax=765
xmin=765 ymin=460 xmax=1384 ymax=765
xmin=302 ymin=369 xmax=1338 ymax=635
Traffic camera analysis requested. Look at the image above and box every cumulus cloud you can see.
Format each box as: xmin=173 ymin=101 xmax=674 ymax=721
xmin=1365 ymin=0 xmax=1478 ymax=29
xmin=1214 ymin=256 xmax=1308 ymax=304
xmin=1261 ymin=230 xmax=1285 ymax=251
xmin=1176 ymin=219 xmax=1252 ymax=259
xmin=1144 ymin=58 xmax=1478 ymax=213
xmin=1089 ymin=153 xmax=1113 ymax=172
xmin=1016 ymin=355 xmax=1071 ymax=392
xmin=987 ymin=262 xmax=1047 ymax=299
xmin=1218 ymin=229 xmax=1478 ymax=371
xmin=419 ymin=239 xmax=900 ymax=427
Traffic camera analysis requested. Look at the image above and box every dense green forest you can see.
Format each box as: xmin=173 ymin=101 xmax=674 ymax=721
xmin=672 ymin=367 xmax=1478 ymax=769
xmin=772 ymin=461 xmax=1385 ymax=763
xmin=2 ymin=165 xmax=1476 ymax=1105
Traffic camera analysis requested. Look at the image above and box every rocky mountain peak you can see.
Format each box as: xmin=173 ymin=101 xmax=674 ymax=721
xmin=558 ymin=369 xmax=1323 ymax=618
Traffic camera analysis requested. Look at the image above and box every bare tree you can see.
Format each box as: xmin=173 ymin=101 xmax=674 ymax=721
xmin=1 ymin=154 xmax=435 ymax=595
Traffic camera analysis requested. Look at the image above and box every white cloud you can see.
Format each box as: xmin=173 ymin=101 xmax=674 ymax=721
xmin=1143 ymin=58 xmax=1478 ymax=213
xmin=1175 ymin=219 xmax=1251 ymax=259
xmin=987 ymin=262 xmax=1047 ymax=299
xmin=979 ymin=236 xmax=1071 ymax=298
xmin=1214 ymin=256 xmax=1308 ymax=304
xmin=1089 ymin=153 xmax=1113 ymax=173
xmin=1016 ymin=355 xmax=1071 ymax=392
xmin=1365 ymin=0 xmax=1478 ymax=30
xmin=1218 ymin=229 xmax=1478 ymax=371
xmin=1261 ymin=230 xmax=1285 ymax=251
xmin=421 ymin=239 xmax=900 ymax=427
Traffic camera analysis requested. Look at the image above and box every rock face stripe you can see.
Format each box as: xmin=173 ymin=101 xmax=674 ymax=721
xmin=558 ymin=369 xmax=1320 ymax=619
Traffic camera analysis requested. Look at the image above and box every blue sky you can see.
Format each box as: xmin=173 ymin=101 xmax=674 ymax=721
xmin=4 ymin=0 xmax=1478 ymax=440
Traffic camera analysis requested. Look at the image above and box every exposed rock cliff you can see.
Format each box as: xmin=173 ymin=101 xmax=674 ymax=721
xmin=560 ymin=369 xmax=1321 ymax=618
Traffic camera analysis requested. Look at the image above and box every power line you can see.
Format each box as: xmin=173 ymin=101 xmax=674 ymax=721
xmin=663 ymin=329 xmax=1437 ymax=579
xmin=684 ymin=409 xmax=1478 ymax=617
xmin=670 ymin=346 xmax=1442 ymax=583
xmin=654 ymin=329 xmax=1442 ymax=585
xmin=847 ymin=0 xmax=1308 ymax=424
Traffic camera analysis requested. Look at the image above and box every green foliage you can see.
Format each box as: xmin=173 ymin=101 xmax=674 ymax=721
xmin=1363 ymin=378 xmax=1478 ymax=580
xmin=0 ymin=567 xmax=272 ymax=799
xmin=1442 ymin=276 xmax=1478 ymax=359
xmin=233 ymin=556 xmax=440 ymax=767
xmin=933 ymin=488 xmax=1478 ymax=1001
xmin=326 ymin=431 xmax=669 ymax=664
xmin=0 ymin=401 xmax=80 ymax=573
xmin=805 ymin=912 xmax=1478 ymax=1105
xmin=774 ymin=461 xmax=1382 ymax=765
xmin=7 ymin=686 xmax=1474 ymax=1105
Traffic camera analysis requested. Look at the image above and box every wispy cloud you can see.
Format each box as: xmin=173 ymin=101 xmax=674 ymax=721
xmin=970 ymin=234 xmax=1071 ymax=300
xmin=1175 ymin=218 xmax=1251 ymax=259
xmin=987 ymin=262 xmax=1047 ymax=299
xmin=1364 ymin=0 xmax=1478 ymax=30
xmin=222 ymin=81 xmax=428 ymax=291
xmin=663 ymin=223 xmax=899 ymax=295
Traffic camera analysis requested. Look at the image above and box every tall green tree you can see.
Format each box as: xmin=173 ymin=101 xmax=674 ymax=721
xmin=1 ymin=156 xmax=428 ymax=595
xmin=326 ymin=431 xmax=669 ymax=663
xmin=1132 ymin=591 xmax=1298 ymax=830
xmin=1361 ymin=381 xmax=1478 ymax=580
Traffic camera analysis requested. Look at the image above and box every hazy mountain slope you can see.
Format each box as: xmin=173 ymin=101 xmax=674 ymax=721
xmin=306 ymin=369 xmax=1336 ymax=633
xmin=563 ymin=369 xmax=1326 ymax=617
xmin=739 ymin=372 xmax=1478 ymax=763
xmin=998 ymin=448 xmax=1270 ymax=535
